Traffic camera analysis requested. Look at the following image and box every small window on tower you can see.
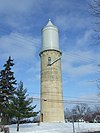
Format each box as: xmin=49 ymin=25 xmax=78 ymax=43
xmin=48 ymin=57 xmax=51 ymax=65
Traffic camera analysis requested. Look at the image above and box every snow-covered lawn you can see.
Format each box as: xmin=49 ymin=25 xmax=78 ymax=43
xmin=6 ymin=122 xmax=100 ymax=133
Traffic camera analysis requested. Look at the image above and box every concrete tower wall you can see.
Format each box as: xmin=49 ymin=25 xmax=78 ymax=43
xmin=40 ymin=50 xmax=64 ymax=122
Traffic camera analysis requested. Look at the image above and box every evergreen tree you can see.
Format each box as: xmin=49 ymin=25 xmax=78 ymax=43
xmin=10 ymin=81 xmax=38 ymax=131
xmin=0 ymin=56 xmax=17 ymax=124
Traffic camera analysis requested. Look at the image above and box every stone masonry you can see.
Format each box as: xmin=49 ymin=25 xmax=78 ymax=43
xmin=40 ymin=49 xmax=64 ymax=122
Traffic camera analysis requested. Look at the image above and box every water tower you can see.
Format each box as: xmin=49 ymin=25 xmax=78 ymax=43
xmin=39 ymin=19 xmax=64 ymax=122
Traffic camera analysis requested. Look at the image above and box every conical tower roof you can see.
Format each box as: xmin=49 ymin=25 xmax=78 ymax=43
xmin=43 ymin=19 xmax=58 ymax=30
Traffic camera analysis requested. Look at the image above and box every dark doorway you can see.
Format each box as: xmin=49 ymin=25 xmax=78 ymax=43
xmin=41 ymin=113 xmax=43 ymax=122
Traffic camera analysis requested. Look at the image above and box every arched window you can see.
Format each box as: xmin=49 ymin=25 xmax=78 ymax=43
xmin=48 ymin=57 xmax=51 ymax=65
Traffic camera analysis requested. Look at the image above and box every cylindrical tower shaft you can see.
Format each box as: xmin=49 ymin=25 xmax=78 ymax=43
xmin=40 ymin=19 xmax=64 ymax=122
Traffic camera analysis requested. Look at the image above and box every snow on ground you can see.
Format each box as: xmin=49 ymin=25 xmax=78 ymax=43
xmin=5 ymin=122 xmax=100 ymax=133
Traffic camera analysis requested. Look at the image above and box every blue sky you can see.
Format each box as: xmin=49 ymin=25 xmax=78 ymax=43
xmin=0 ymin=0 xmax=100 ymax=110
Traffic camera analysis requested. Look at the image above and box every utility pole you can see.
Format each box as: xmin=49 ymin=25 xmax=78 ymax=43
xmin=72 ymin=117 xmax=75 ymax=133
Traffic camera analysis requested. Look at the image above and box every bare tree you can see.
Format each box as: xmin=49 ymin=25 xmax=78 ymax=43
xmin=89 ymin=0 xmax=100 ymax=44
xmin=64 ymin=108 xmax=72 ymax=122
xmin=92 ymin=105 xmax=100 ymax=122
xmin=89 ymin=1 xmax=100 ymax=96
xmin=73 ymin=104 xmax=90 ymax=122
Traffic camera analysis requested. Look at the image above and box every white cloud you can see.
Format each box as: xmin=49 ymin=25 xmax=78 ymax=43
xmin=79 ymin=94 xmax=100 ymax=102
xmin=71 ymin=64 xmax=96 ymax=76
xmin=62 ymin=50 xmax=99 ymax=78
xmin=76 ymin=30 xmax=93 ymax=48
xmin=0 ymin=0 xmax=99 ymax=100
xmin=0 ymin=0 xmax=43 ymax=32
xmin=26 ymin=61 xmax=40 ymax=80
xmin=0 ymin=32 xmax=40 ymax=60
xmin=0 ymin=0 xmax=40 ymax=14
xmin=55 ymin=12 xmax=92 ymax=31
xmin=0 ymin=0 xmax=93 ymax=35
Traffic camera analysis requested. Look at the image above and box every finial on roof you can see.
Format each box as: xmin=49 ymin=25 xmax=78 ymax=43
xmin=46 ymin=19 xmax=54 ymax=27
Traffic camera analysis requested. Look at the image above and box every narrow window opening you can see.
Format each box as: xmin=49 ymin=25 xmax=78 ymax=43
xmin=48 ymin=57 xmax=51 ymax=65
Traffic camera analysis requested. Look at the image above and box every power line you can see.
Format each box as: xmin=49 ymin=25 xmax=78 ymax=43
xmin=23 ymin=90 xmax=100 ymax=104
xmin=1 ymin=92 xmax=99 ymax=105
xmin=0 ymin=28 xmax=99 ymax=64
xmin=32 ymin=97 xmax=100 ymax=105
xmin=0 ymin=28 xmax=41 ymax=48
xmin=63 ymin=52 xmax=96 ymax=63
xmin=10 ymin=32 xmax=41 ymax=48
xmin=29 ymin=92 xmax=100 ymax=101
